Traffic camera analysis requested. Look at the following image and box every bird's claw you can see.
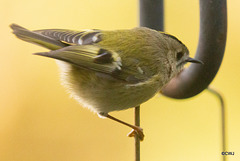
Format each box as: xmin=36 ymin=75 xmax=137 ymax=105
xmin=127 ymin=127 xmax=144 ymax=141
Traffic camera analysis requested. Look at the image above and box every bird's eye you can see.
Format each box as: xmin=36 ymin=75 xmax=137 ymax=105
xmin=176 ymin=52 xmax=184 ymax=61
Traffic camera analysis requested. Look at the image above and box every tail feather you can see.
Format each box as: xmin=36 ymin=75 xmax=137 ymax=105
xmin=10 ymin=24 xmax=67 ymax=50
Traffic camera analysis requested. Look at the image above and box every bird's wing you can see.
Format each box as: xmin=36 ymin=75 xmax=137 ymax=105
xmin=34 ymin=45 xmax=122 ymax=75
xmin=35 ymin=29 xmax=102 ymax=46
xmin=34 ymin=28 xmax=149 ymax=83
xmin=11 ymin=24 xmax=101 ymax=49
xmin=11 ymin=24 xmax=149 ymax=83
xmin=10 ymin=24 xmax=68 ymax=50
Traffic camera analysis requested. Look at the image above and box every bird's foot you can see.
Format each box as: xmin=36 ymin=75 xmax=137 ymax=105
xmin=127 ymin=127 xmax=144 ymax=141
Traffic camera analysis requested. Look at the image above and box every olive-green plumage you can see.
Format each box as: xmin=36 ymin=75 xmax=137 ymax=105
xmin=10 ymin=24 xmax=193 ymax=114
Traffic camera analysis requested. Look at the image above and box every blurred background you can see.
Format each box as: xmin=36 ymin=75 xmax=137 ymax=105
xmin=0 ymin=0 xmax=239 ymax=161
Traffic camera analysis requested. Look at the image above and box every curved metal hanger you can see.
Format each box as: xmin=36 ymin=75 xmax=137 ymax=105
xmin=140 ymin=0 xmax=227 ymax=99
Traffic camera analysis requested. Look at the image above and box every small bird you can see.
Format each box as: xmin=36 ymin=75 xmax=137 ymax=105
xmin=10 ymin=24 xmax=203 ymax=140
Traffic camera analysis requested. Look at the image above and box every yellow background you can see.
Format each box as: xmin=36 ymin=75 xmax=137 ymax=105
xmin=0 ymin=0 xmax=239 ymax=161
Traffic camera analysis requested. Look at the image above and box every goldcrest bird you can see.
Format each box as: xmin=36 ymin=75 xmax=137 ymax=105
xmin=10 ymin=24 xmax=203 ymax=140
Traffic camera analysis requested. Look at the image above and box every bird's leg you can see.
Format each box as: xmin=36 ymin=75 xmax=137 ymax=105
xmin=99 ymin=113 xmax=144 ymax=141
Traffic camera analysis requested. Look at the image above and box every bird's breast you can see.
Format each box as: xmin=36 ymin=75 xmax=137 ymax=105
xmin=56 ymin=61 xmax=163 ymax=113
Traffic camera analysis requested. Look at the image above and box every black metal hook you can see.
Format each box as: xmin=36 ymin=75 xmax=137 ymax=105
xmin=140 ymin=0 xmax=227 ymax=99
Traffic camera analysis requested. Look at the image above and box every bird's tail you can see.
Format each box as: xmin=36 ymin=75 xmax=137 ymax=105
xmin=10 ymin=24 xmax=66 ymax=50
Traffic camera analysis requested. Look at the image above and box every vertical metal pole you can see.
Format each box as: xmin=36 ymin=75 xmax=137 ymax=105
xmin=135 ymin=106 xmax=140 ymax=161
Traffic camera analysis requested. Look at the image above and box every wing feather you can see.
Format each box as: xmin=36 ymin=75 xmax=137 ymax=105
xmin=34 ymin=45 xmax=122 ymax=75
xmin=35 ymin=29 xmax=101 ymax=45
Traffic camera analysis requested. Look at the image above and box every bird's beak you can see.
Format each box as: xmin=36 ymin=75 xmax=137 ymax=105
xmin=186 ymin=57 xmax=204 ymax=65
